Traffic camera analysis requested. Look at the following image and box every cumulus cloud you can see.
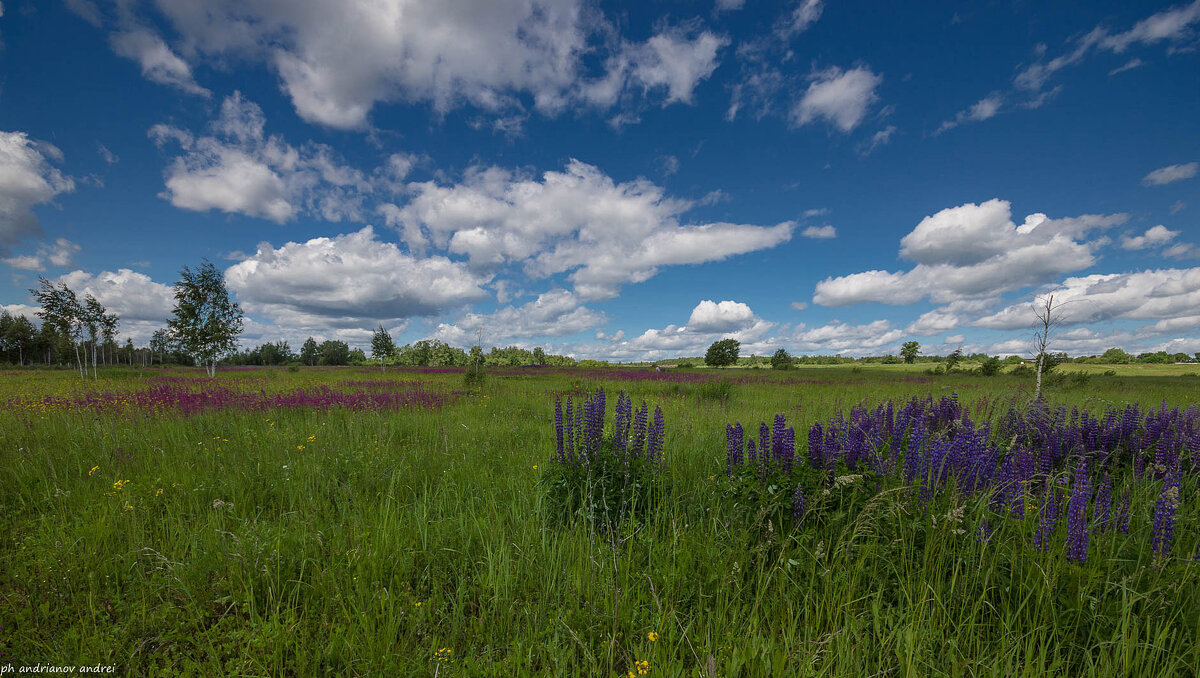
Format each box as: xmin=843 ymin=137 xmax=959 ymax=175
xmin=784 ymin=319 xmax=906 ymax=355
xmin=1142 ymin=162 xmax=1198 ymax=186
xmin=111 ymin=1 xmax=725 ymax=130
xmin=109 ymin=29 xmax=210 ymax=97
xmin=973 ymin=267 xmax=1200 ymax=330
xmin=382 ymin=159 xmax=793 ymax=300
xmin=225 ymin=226 xmax=490 ymax=326
xmin=0 ymin=132 xmax=75 ymax=255
xmin=1121 ymin=225 xmax=1179 ymax=250
xmin=790 ymin=66 xmax=882 ymax=132
xmin=429 ymin=289 xmax=606 ymax=345
xmin=814 ymin=199 xmax=1127 ymax=306
xmin=801 ymin=224 xmax=836 ymax=239
xmin=151 ymin=93 xmax=380 ymax=223
xmin=687 ymin=299 xmax=755 ymax=333
xmin=41 ymin=268 xmax=177 ymax=343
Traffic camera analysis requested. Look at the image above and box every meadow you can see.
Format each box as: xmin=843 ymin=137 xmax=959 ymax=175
xmin=1 ymin=365 xmax=1198 ymax=676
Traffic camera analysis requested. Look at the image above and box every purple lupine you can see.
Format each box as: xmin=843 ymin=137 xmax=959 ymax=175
xmin=631 ymin=402 xmax=648 ymax=456
xmin=1033 ymin=479 xmax=1061 ymax=551
xmin=808 ymin=423 xmax=824 ymax=470
xmin=747 ymin=438 xmax=757 ymax=465
xmin=781 ymin=427 xmax=795 ymax=474
xmin=759 ymin=422 xmax=771 ymax=467
xmin=647 ymin=406 xmax=665 ymax=467
xmin=1092 ymin=472 xmax=1112 ymax=534
xmin=726 ymin=423 xmax=744 ymax=476
xmin=1065 ymin=456 xmax=1090 ymax=562
xmin=555 ymin=397 xmax=565 ymax=461
xmin=564 ymin=398 xmax=575 ymax=462
xmin=792 ymin=484 xmax=807 ymax=524
xmin=1151 ymin=473 xmax=1182 ymax=560
xmin=772 ymin=414 xmax=787 ymax=465
xmin=613 ymin=391 xmax=632 ymax=455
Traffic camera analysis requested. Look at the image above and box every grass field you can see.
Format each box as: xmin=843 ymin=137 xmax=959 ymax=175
xmin=2 ymin=365 xmax=1198 ymax=676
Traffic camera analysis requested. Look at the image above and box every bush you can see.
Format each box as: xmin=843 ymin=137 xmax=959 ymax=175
xmin=979 ymin=356 xmax=1003 ymax=376
xmin=463 ymin=365 xmax=486 ymax=388
xmin=675 ymin=361 xmax=694 ymax=369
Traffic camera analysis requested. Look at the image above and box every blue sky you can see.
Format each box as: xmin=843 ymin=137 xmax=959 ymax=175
xmin=1 ymin=0 xmax=1198 ymax=360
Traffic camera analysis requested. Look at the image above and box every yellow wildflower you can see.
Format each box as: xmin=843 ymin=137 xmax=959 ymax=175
xmin=88 ymin=466 xmax=99 ymax=476
xmin=297 ymin=445 xmax=305 ymax=451
xmin=647 ymin=631 xmax=659 ymax=642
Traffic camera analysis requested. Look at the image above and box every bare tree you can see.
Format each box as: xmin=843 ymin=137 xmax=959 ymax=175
xmin=1031 ymin=293 xmax=1067 ymax=399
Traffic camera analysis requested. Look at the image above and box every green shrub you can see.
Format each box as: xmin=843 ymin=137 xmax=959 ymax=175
xmin=697 ymin=380 xmax=734 ymax=403
xmin=979 ymin=356 xmax=1003 ymax=376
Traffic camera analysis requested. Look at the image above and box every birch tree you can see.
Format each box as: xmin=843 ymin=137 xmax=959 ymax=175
xmin=167 ymin=261 xmax=243 ymax=377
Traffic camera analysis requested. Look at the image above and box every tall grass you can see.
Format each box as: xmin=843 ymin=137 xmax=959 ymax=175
xmin=0 ymin=366 xmax=1197 ymax=675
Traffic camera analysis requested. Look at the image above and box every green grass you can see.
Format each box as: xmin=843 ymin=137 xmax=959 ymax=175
xmin=1 ymin=365 xmax=1197 ymax=676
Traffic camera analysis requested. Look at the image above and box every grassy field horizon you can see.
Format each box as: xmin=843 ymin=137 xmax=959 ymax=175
xmin=2 ymin=364 xmax=1197 ymax=676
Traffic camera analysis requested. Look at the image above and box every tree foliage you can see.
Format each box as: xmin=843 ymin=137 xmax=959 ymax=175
xmin=900 ymin=341 xmax=921 ymax=364
xmin=705 ymin=339 xmax=740 ymax=367
xmin=167 ymin=261 xmax=243 ymax=377
xmin=770 ymin=348 xmax=793 ymax=370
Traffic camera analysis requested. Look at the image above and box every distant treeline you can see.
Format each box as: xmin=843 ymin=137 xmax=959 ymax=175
xmin=224 ymin=338 xmax=589 ymax=368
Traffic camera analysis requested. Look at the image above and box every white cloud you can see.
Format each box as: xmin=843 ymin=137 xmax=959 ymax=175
xmin=1102 ymin=1 xmax=1200 ymax=52
xmin=779 ymin=0 xmax=824 ymax=38
xmin=226 ymin=226 xmax=490 ymax=325
xmin=109 ymin=29 xmax=210 ymax=97
xmin=430 ymin=289 xmax=606 ymax=345
xmin=0 ymin=132 xmax=75 ymax=256
xmin=944 ymin=334 xmax=965 ymax=344
xmin=1121 ymin=225 xmax=1179 ymax=250
xmin=715 ymin=0 xmax=745 ymax=11
xmin=1109 ymin=57 xmax=1145 ymax=75
xmin=687 ymin=299 xmax=755 ymax=333
xmin=905 ymin=309 xmax=964 ymax=336
xmin=973 ymin=267 xmax=1200 ymax=330
xmin=1016 ymin=3 xmax=1200 ymax=96
xmin=2 ymin=238 xmax=81 ymax=272
xmin=784 ymin=319 xmax=905 ymax=355
xmin=1142 ymin=162 xmax=1198 ymax=186
xmin=151 ymin=93 xmax=379 ymax=223
xmin=814 ymin=199 xmax=1127 ymax=306
xmin=45 ymin=268 xmax=177 ymax=343
xmin=935 ymin=93 xmax=1003 ymax=134
xmin=790 ymin=301 xmax=808 ymax=311
xmin=383 ymin=159 xmax=793 ymax=300
xmin=791 ymin=66 xmax=882 ymax=132
xmin=122 ymin=1 xmax=724 ymax=130
xmin=801 ymin=224 xmax=836 ymax=239
xmin=859 ymin=125 xmax=897 ymax=154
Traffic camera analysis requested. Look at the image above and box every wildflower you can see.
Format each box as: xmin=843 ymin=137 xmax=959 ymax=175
xmin=533 ymin=465 xmax=538 ymax=470
xmin=1065 ymin=457 xmax=1090 ymax=562
xmin=297 ymin=445 xmax=305 ymax=451
xmin=792 ymin=484 xmax=807 ymax=524
xmin=111 ymin=479 xmax=129 ymax=492
xmin=307 ymin=435 xmax=316 ymax=442
xmin=433 ymin=647 xmax=453 ymax=663
xmin=155 ymin=488 xmax=163 ymax=496
xmin=1033 ymin=480 xmax=1060 ymax=552
xmin=635 ymin=659 xmax=650 ymax=675
xmin=88 ymin=466 xmax=99 ymax=476
xmin=976 ymin=517 xmax=991 ymax=543
xmin=1151 ymin=473 xmax=1181 ymax=560
xmin=647 ymin=631 xmax=659 ymax=642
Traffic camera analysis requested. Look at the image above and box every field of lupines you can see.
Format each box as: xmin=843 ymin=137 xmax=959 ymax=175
xmin=2 ymin=365 xmax=1199 ymax=676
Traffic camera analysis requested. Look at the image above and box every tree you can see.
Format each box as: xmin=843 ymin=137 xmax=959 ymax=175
xmin=979 ymin=356 xmax=1003 ymax=376
xmin=167 ymin=261 xmax=243 ymax=377
xmin=705 ymin=339 xmax=740 ymax=367
xmin=770 ymin=348 xmax=793 ymax=370
xmin=4 ymin=314 xmax=34 ymax=366
xmin=1031 ymin=293 xmax=1067 ymax=399
xmin=301 ymin=337 xmax=319 ymax=366
xmin=370 ymin=325 xmax=395 ymax=370
xmin=532 ymin=346 xmax=547 ymax=366
xmin=900 ymin=341 xmax=921 ymax=364
xmin=30 ymin=277 xmax=86 ymax=377
xmin=150 ymin=329 xmax=172 ymax=365
xmin=1100 ymin=347 xmax=1132 ymax=364
xmin=318 ymin=340 xmax=351 ymax=365
xmin=944 ymin=347 xmax=963 ymax=373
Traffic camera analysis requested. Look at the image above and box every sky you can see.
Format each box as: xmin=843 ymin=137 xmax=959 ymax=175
xmin=1 ymin=0 xmax=1198 ymax=361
